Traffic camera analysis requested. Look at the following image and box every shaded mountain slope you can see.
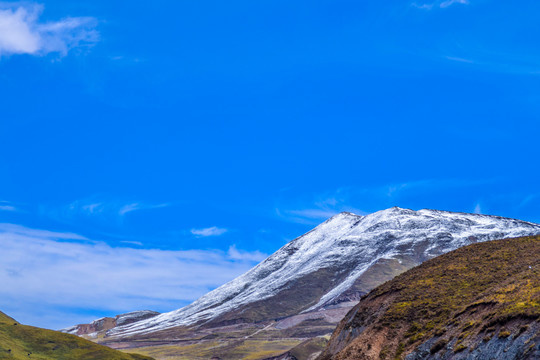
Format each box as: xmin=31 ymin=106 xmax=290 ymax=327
xmin=319 ymin=235 xmax=540 ymax=360
xmin=0 ymin=311 xmax=154 ymax=360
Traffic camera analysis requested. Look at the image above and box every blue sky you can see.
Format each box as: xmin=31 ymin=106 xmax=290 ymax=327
xmin=1 ymin=0 xmax=540 ymax=329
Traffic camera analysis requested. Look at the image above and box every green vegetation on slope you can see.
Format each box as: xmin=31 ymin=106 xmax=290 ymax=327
xmin=0 ymin=311 xmax=154 ymax=360
xmin=322 ymin=235 xmax=540 ymax=359
xmin=288 ymin=336 xmax=329 ymax=360
xmin=377 ymin=235 xmax=540 ymax=341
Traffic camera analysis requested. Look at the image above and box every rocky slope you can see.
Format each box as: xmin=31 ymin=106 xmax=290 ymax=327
xmin=0 ymin=310 xmax=154 ymax=360
xmin=318 ymin=235 xmax=540 ymax=360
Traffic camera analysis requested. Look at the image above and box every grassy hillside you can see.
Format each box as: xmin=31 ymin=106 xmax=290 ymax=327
xmin=0 ymin=311 xmax=154 ymax=360
xmin=287 ymin=337 xmax=329 ymax=359
xmin=320 ymin=235 xmax=540 ymax=359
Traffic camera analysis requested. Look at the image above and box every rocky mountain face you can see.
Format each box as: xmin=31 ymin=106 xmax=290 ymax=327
xmin=318 ymin=235 xmax=540 ymax=360
xmin=67 ymin=207 xmax=540 ymax=360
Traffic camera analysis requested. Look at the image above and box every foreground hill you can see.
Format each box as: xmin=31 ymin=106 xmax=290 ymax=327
xmin=66 ymin=208 xmax=540 ymax=359
xmin=0 ymin=311 xmax=154 ymax=360
xmin=319 ymin=235 xmax=540 ymax=360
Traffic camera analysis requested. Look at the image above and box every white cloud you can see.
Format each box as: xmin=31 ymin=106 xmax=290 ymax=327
xmin=287 ymin=209 xmax=339 ymax=220
xmin=445 ymin=56 xmax=475 ymax=64
xmin=276 ymin=206 xmax=365 ymax=225
xmin=61 ymin=198 xmax=169 ymax=220
xmin=518 ymin=194 xmax=539 ymax=209
xmin=227 ymin=245 xmax=267 ymax=262
xmin=81 ymin=203 xmax=102 ymax=214
xmin=275 ymin=179 xmax=495 ymax=225
xmin=0 ymin=223 xmax=87 ymax=240
xmin=440 ymin=0 xmax=469 ymax=8
xmin=275 ymin=190 xmax=367 ymax=225
xmin=412 ymin=0 xmax=469 ymax=10
xmin=118 ymin=203 xmax=141 ymax=216
xmin=120 ymin=240 xmax=143 ymax=246
xmin=190 ymin=226 xmax=228 ymax=237
xmin=118 ymin=202 xmax=169 ymax=216
xmin=0 ymin=205 xmax=17 ymax=211
xmin=0 ymin=2 xmax=98 ymax=57
xmin=411 ymin=3 xmax=434 ymax=10
xmin=474 ymin=203 xmax=482 ymax=214
xmin=0 ymin=223 xmax=264 ymax=330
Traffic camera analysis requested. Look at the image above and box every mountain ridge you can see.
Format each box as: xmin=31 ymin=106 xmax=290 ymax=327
xmin=108 ymin=207 xmax=540 ymax=338
xmin=64 ymin=207 xmax=540 ymax=360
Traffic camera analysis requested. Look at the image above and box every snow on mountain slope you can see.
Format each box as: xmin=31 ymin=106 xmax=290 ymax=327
xmin=63 ymin=310 xmax=160 ymax=337
xmin=108 ymin=207 xmax=540 ymax=338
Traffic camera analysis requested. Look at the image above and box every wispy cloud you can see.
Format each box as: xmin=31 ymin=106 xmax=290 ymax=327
xmin=445 ymin=56 xmax=475 ymax=64
xmin=80 ymin=202 xmax=102 ymax=214
xmin=440 ymin=0 xmax=469 ymax=8
xmin=518 ymin=194 xmax=540 ymax=209
xmin=0 ymin=223 xmax=264 ymax=330
xmin=0 ymin=205 xmax=17 ymax=212
xmin=120 ymin=240 xmax=143 ymax=246
xmin=227 ymin=245 xmax=266 ymax=262
xmin=118 ymin=202 xmax=169 ymax=216
xmin=0 ymin=2 xmax=98 ymax=57
xmin=287 ymin=209 xmax=339 ymax=220
xmin=275 ymin=179 xmax=497 ymax=225
xmin=275 ymin=191 xmax=366 ymax=225
xmin=0 ymin=223 xmax=87 ymax=240
xmin=0 ymin=200 xmax=19 ymax=212
xmin=440 ymin=47 xmax=540 ymax=75
xmin=474 ymin=203 xmax=482 ymax=214
xmin=412 ymin=0 xmax=469 ymax=10
xmin=118 ymin=203 xmax=142 ymax=216
xmin=190 ymin=226 xmax=228 ymax=237
xmin=55 ymin=197 xmax=170 ymax=222
xmin=411 ymin=3 xmax=434 ymax=10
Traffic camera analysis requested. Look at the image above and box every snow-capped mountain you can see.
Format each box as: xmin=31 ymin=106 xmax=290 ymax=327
xmin=107 ymin=207 xmax=540 ymax=338
xmin=63 ymin=310 xmax=160 ymax=337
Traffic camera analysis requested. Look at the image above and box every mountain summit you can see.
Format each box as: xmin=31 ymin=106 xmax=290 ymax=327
xmin=105 ymin=207 xmax=540 ymax=341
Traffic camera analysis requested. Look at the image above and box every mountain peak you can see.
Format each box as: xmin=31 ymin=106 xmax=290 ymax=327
xmin=369 ymin=206 xmax=414 ymax=216
xmin=324 ymin=207 xmax=419 ymax=224
xmin=326 ymin=211 xmax=362 ymax=220
xmin=104 ymin=208 xmax=540 ymax=339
